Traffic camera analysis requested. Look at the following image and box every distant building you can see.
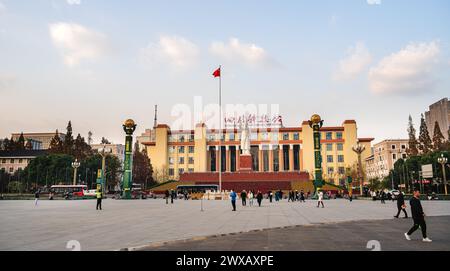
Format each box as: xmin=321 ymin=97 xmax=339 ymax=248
xmin=91 ymin=144 xmax=125 ymax=165
xmin=365 ymin=139 xmax=409 ymax=180
xmin=136 ymin=129 xmax=153 ymax=152
xmin=425 ymin=98 xmax=450 ymax=140
xmin=0 ymin=150 xmax=48 ymax=174
xmin=11 ymin=132 xmax=66 ymax=150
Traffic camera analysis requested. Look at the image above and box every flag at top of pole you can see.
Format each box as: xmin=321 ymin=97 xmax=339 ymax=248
xmin=213 ymin=67 xmax=221 ymax=78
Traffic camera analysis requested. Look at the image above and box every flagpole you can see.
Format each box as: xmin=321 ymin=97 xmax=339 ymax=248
xmin=218 ymin=65 xmax=222 ymax=196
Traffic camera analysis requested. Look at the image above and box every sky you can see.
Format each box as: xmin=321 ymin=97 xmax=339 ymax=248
xmin=0 ymin=0 xmax=449 ymax=144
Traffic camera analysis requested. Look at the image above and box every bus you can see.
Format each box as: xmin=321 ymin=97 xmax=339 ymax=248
xmin=50 ymin=185 xmax=91 ymax=199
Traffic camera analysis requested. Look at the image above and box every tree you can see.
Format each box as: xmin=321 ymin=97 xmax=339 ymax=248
xmin=132 ymin=142 xmax=154 ymax=189
xmin=64 ymin=121 xmax=74 ymax=155
xmin=2 ymin=138 xmax=10 ymax=151
xmin=49 ymin=130 xmax=63 ymax=153
xmin=418 ymin=114 xmax=432 ymax=154
xmin=25 ymin=140 xmax=33 ymax=150
xmin=432 ymin=121 xmax=445 ymax=151
xmin=407 ymin=115 xmax=419 ymax=156
xmin=101 ymin=137 xmax=111 ymax=144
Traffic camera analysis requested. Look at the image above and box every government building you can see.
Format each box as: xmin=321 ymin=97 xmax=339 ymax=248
xmin=140 ymin=118 xmax=374 ymax=186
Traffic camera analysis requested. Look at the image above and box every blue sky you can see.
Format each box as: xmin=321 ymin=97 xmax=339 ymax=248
xmin=0 ymin=0 xmax=449 ymax=144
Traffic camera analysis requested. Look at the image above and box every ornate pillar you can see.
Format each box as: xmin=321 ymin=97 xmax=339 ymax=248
xmin=269 ymin=145 xmax=274 ymax=172
xmin=279 ymin=145 xmax=284 ymax=172
xmin=122 ymin=119 xmax=136 ymax=200
xmin=225 ymin=145 xmax=230 ymax=172
xmin=215 ymin=147 xmax=220 ymax=172
xmin=259 ymin=145 xmax=263 ymax=172
xmin=289 ymin=144 xmax=294 ymax=172
xmin=236 ymin=145 xmax=240 ymax=171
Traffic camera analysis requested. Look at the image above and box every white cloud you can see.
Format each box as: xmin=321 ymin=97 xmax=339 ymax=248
xmin=67 ymin=0 xmax=81 ymax=5
xmin=333 ymin=42 xmax=372 ymax=81
xmin=368 ymin=41 xmax=440 ymax=95
xmin=367 ymin=0 xmax=381 ymax=5
xmin=0 ymin=1 xmax=5 ymax=14
xmin=209 ymin=38 xmax=273 ymax=67
xmin=49 ymin=22 xmax=110 ymax=67
xmin=141 ymin=35 xmax=200 ymax=70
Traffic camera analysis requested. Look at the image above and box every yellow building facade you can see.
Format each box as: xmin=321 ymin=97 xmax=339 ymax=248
xmin=142 ymin=120 xmax=374 ymax=186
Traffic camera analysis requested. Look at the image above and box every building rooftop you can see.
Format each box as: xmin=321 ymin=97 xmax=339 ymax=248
xmin=0 ymin=150 xmax=48 ymax=158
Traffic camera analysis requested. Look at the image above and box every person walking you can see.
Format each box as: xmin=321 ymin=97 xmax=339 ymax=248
xmin=241 ymin=190 xmax=247 ymax=206
xmin=170 ymin=189 xmax=175 ymax=204
xmin=317 ymin=190 xmax=324 ymax=208
xmin=269 ymin=191 xmax=273 ymax=203
xmin=248 ymin=191 xmax=254 ymax=206
xmin=165 ymin=190 xmax=170 ymax=204
xmin=34 ymin=189 xmax=40 ymax=206
xmin=257 ymin=191 xmax=263 ymax=207
xmin=380 ymin=191 xmax=386 ymax=204
xmin=300 ymin=190 xmax=305 ymax=203
xmin=230 ymin=190 xmax=237 ymax=211
xmin=96 ymin=190 xmax=102 ymax=210
xmin=405 ymin=189 xmax=432 ymax=242
xmin=394 ymin=192 xmax=408 ymax=219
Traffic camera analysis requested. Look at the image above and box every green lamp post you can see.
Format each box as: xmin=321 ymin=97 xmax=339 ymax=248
xmin=308 ymin=114 xmax=324 ymax=194
xmin=122 ymin=119 xmax=137 ymax=200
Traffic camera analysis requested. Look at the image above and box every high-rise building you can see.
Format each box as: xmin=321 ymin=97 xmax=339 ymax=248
xmin=365 ymin=139 xmax=409 ymax=180
xmin=425 ymin=98 xmax=450 ymax=141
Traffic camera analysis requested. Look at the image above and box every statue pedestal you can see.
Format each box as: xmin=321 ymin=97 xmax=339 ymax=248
xmin=239 ymin=154 xmax=253 ymax=172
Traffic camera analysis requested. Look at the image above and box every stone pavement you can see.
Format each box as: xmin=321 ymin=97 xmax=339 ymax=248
xmin=1 ymin=199 xmax=450 ymax=251
xmin=143 ymin=216 xmax=450 ymax=251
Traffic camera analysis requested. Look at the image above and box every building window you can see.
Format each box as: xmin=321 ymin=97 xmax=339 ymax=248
xmin=10 ymin=159 xmax=14 ymax=163
xmin=392 ymin=154 xmax=397 ymax=160
xmin=336 ymin=132 xmax=343 ymax=140
xmin=401 ymin=144 xmax=406 ymax=150
xmin=283 ymin=133 xmax=289 ymax=140
xmin=188 ymin=146 xmax=194 ymax=153
xmin=169 ymin=157 xmax=174 ymax=165
xmin=326 ymin=144 xmax=333 ymax=151
xmin=391 ymin=144 xmax=396 ymax=150
xmin=188 ymin=168 xmax=194 ymax=173
xmin=168 ymin=168 xmax=174 ymax=176
xmin=293 ymin=133 xmax=299 ymax=140
xmin=338 ymin=155 xmax=344 ymax=163
xmin=178 ymin=146 xmax=185 ymax=153
xmin=9 ymin=167 xmax=13 ymax=173
xmin=208 ymin=134 xmax=216 ymax=141
xmin=178 ymin=168 xmax=184 ymax=175
xmin=229 ymin=133 xmax=235 ymax=141
xmin=189 ymin=134 xmax=194 ymax=142
xmin=1 ymin=159 xmax=5 ymax=163
xmin=261 ymin=132 xmax=269 ymax=140
xmin=337 ymin=143 xmax=343 ymax=151
xmin=251 ymin=132 xmax=257 ymax=140
xmin=179 ymin=135 xmax=185 ymax=142
xmin=338 ymin=167 xmax=345 ymax=175
xmin=19 ymin=159 xmax=23 ymax=164
xmin=328 ymin=167 xmax=334 ymax=175
xmin=179 ymin=157 xmax=185 ymax=164
xmin=327 ymin=155 xmax=334 ymax=163
xmin=272 ymin=132 xmax=279 ymax=141
xmin=169 ymin=146 xmax=175 ymax=153
xmin=188 ymin=157 xmax=194 ymax=164
xmin=402 ymin=153 xmax=407 ymax=159
xmin=326 ymin=132 xmax=332 ymax=140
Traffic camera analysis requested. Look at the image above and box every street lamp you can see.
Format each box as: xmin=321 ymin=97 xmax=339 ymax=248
xmin=308 ymin=114 xmax=324 ymax=196
xmin=71 ymin=159 xmax=80 ymax=186
xmin=99 ymin=144 xmax=112 ymax=195
xmin=437 ymin=154 xmax=448 ymax=195
xmin=352 ymin=143 xmax=366 ymax=196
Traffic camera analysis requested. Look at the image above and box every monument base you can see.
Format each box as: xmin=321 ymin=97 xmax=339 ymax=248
xmin=239 ymin=154 xmax=253 ymax=172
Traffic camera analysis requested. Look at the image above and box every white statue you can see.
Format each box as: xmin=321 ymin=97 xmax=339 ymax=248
xmin=240 ymin=118 xmax=251 ymax=155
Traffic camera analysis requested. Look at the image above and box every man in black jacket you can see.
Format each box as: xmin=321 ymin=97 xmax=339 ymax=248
xmin=394 ymin=192 xmax=408 ymax=218
xmin=405 ymin=189 xmax=432 ymax=242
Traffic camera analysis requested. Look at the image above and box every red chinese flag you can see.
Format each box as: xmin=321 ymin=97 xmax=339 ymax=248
xmin=213 ymin=67 xmax=221 ymax=78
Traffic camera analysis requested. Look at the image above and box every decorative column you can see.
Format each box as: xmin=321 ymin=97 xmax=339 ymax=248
xmin=236 ymin=146 xmax=241 ymax=171
xmin=259 ymin=145 xmax=263 ymax=172
xmin=122 ymin=119 xmax=137 ymax=200
xmin=269 ymin=145 xmax=274 ymax=172
xmin=215 ymin=147 xmax=220 ymax=172
xmin=308 ymin=114 xmax=324 ymax=193
xmin=279 ymin=145 xmax=284 ymax=172
xmin=225 ymin=145 xmax=230 ymax=172
xmin=289 ymin=144 xmax=294 ymax=172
